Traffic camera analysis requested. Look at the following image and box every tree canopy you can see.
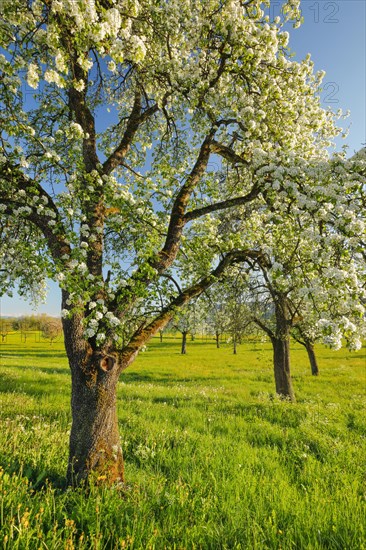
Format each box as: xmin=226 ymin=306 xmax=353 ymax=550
xmin=1 ymin=0 xmax=354 ymax=352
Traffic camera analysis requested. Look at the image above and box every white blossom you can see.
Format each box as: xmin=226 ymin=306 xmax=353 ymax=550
xmin=26 ymin=63 xmax=39 ymax=89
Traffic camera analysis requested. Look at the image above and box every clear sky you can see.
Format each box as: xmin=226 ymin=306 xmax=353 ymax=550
xmin=1 ymin=0 xmax=365 ymax=317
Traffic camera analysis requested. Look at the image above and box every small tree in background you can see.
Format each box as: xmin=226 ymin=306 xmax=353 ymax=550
xmin=171 ymin=301 xmax=201 ymax=354
xmin=0 ymin=320 xmax=11 ymax=342
xmin=41 ymin=317 xmax=63 ymax=345
xmin=237 ymin=211 xmax=366 ymax=400
xmin=202 ymin=288 xmax=229 ymax=349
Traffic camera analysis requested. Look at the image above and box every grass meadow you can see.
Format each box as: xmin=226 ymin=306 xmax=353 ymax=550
xmin=0 ymin=331 xmax=365 ymax=549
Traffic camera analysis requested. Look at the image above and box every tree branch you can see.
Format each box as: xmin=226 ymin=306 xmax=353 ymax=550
xmin=210 ymin=140 xmax=249 ymax=166
xmin=0 ymin=163 xmax=71 ymax=263
xmin=184 ymin=183 xmax=262 ymax=222
xmin=160 ymin=273 xmax=183 ymax=294
xmin=151 ymin=133 xmax=214 ymax=273
xmin=119 ymin=248 xmax=266 ymax=369
xmin=103 ymin=93 xmax=160 ymax=175
xmin=68 ymin=64 xmax=100 ymax=172
xmin=251 ymin=316 xmax=275 ymax=340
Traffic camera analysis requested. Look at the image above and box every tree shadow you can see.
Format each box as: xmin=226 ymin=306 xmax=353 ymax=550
xmin=0 ymin=455 xmax=66 ymax=491
xmin=0 ymin=372 xmax=70 ymax=397
xmin=121 ymin=371 xmax=222 ymax=385
xmin=0 ymin=363 xmax=69 ymax=376
xmin=0 ymin=349 xmax=67 ymax=359
xmin=121 ymin=371 xmax=178 ymax=384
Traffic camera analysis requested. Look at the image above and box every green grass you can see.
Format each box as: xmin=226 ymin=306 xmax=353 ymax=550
xmin=0 ymin=333 xmax=365 ymax=549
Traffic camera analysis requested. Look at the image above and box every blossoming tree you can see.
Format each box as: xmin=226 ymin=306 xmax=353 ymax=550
xmin=0 ymin=0 xmax=362 ymax=483
xmin=223 ymin=171 xmax=366 ymax=400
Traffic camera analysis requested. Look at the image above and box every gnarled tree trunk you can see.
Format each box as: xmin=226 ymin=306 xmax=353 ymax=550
xmin=271 ymin=336 xmax=296 ymax=401
xmin=67 ymin=361 xmax=124 ymax=486
xmin=63 ymin=313 xmax=124 ymax=486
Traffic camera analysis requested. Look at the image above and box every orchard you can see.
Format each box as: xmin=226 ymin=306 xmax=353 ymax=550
xmin=0 ymin=0 xmax=365 ymax=486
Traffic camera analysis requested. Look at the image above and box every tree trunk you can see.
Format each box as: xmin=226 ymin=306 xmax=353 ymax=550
xmin=305 ymin=341 xmax=319 ymax=376
xmin=62 ymin=311 xmax=124 ymax=486
xmin=67 ymin=363 xmax=124 ymax=485
xmin=215 ymin=331 xmax=220 ymax=349
xmin=272 ymin=336 xmax=296 ymax=402
xmin=233 ymin=334 xmax=237 ymax=355
xmin=181 ymin=331 xmax=187 ymax=354
xmin=159 ymin=330 xmax=163 ymax=343
xmin=271 ymin=295 xmax=296 ymax=402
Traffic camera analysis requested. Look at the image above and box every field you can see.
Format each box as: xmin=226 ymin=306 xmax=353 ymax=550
xmin=0 ymin=332 xmax=365 ymax=549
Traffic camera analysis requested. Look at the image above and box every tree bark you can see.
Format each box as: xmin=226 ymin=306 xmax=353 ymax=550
xmin=67 ymin=362 xmax=124 ymax=486
xmin=233 ymin=334 xmax=237 ymax=355
xmin=215 ymin=331 xmax=220 ymax=349
xmin=305 ymin=341 xmax=319 ymax=376
xmin=271 ymin=336 xmax=296 ymax=402
xmin=271 ymin=295 xmax=296 ymax=402
xmin=62 ymin=310 xmax=124 ymax=486
xmin=181 ymin=331 xmax=187 ymax=354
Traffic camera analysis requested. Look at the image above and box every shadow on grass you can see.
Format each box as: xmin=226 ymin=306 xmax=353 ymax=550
xmin=121 ymin=371 xmax=177 ymax=384
xmin=121 ymin=371 xmax=238 ymax=385
xmin=0 ymin=363 xmax=69 ymax=376
xmin=0 ymin=455 xmax=66 ymax=491
xmin=320 ymin=353 xmax=366 ymax=361
xmin=0 ymin=373 xmax=70 ymax=397
xmin=0 ymin=349 xmax=67 ymax=359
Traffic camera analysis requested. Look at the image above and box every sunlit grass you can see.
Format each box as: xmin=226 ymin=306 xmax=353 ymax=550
xmin=0 ymin=332 xmax=365 ymax=548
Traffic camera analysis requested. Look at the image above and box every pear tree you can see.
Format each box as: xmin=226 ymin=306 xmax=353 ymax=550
xmin=226 ymin=169 xmax=366 ymax=400
xmin=0 ymin=0 xmax=359 ymax=483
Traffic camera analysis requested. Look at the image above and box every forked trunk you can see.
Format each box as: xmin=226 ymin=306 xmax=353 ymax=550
xmin=272 ymin=336 xmax=296 ymax=402
xmin=305 ymin=341 xmax=319 ymax=376
xmin=181 ymin=331 xmax=187 ymax=354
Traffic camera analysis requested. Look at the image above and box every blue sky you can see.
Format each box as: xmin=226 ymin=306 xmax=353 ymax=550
xmin=1 ymin=0 xmax=365 ymax=317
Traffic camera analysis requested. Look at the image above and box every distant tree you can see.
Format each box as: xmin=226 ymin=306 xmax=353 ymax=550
xmin=202 ymin=289 xmax=229 ymax=349
xmin=240 ymin=213 xmax=365 ymax=400
xmin=0 ymin=320 xmax=11 ymax=342
xmin=223 ymin=274 xmax=252 ymax=355
xmin=41 ymin=317 xmax=63 ymax=345
xmin=291 ymin=323 xmax=319 ymax=376
xmin=172 ymin=302 xmax=200 ymax=354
